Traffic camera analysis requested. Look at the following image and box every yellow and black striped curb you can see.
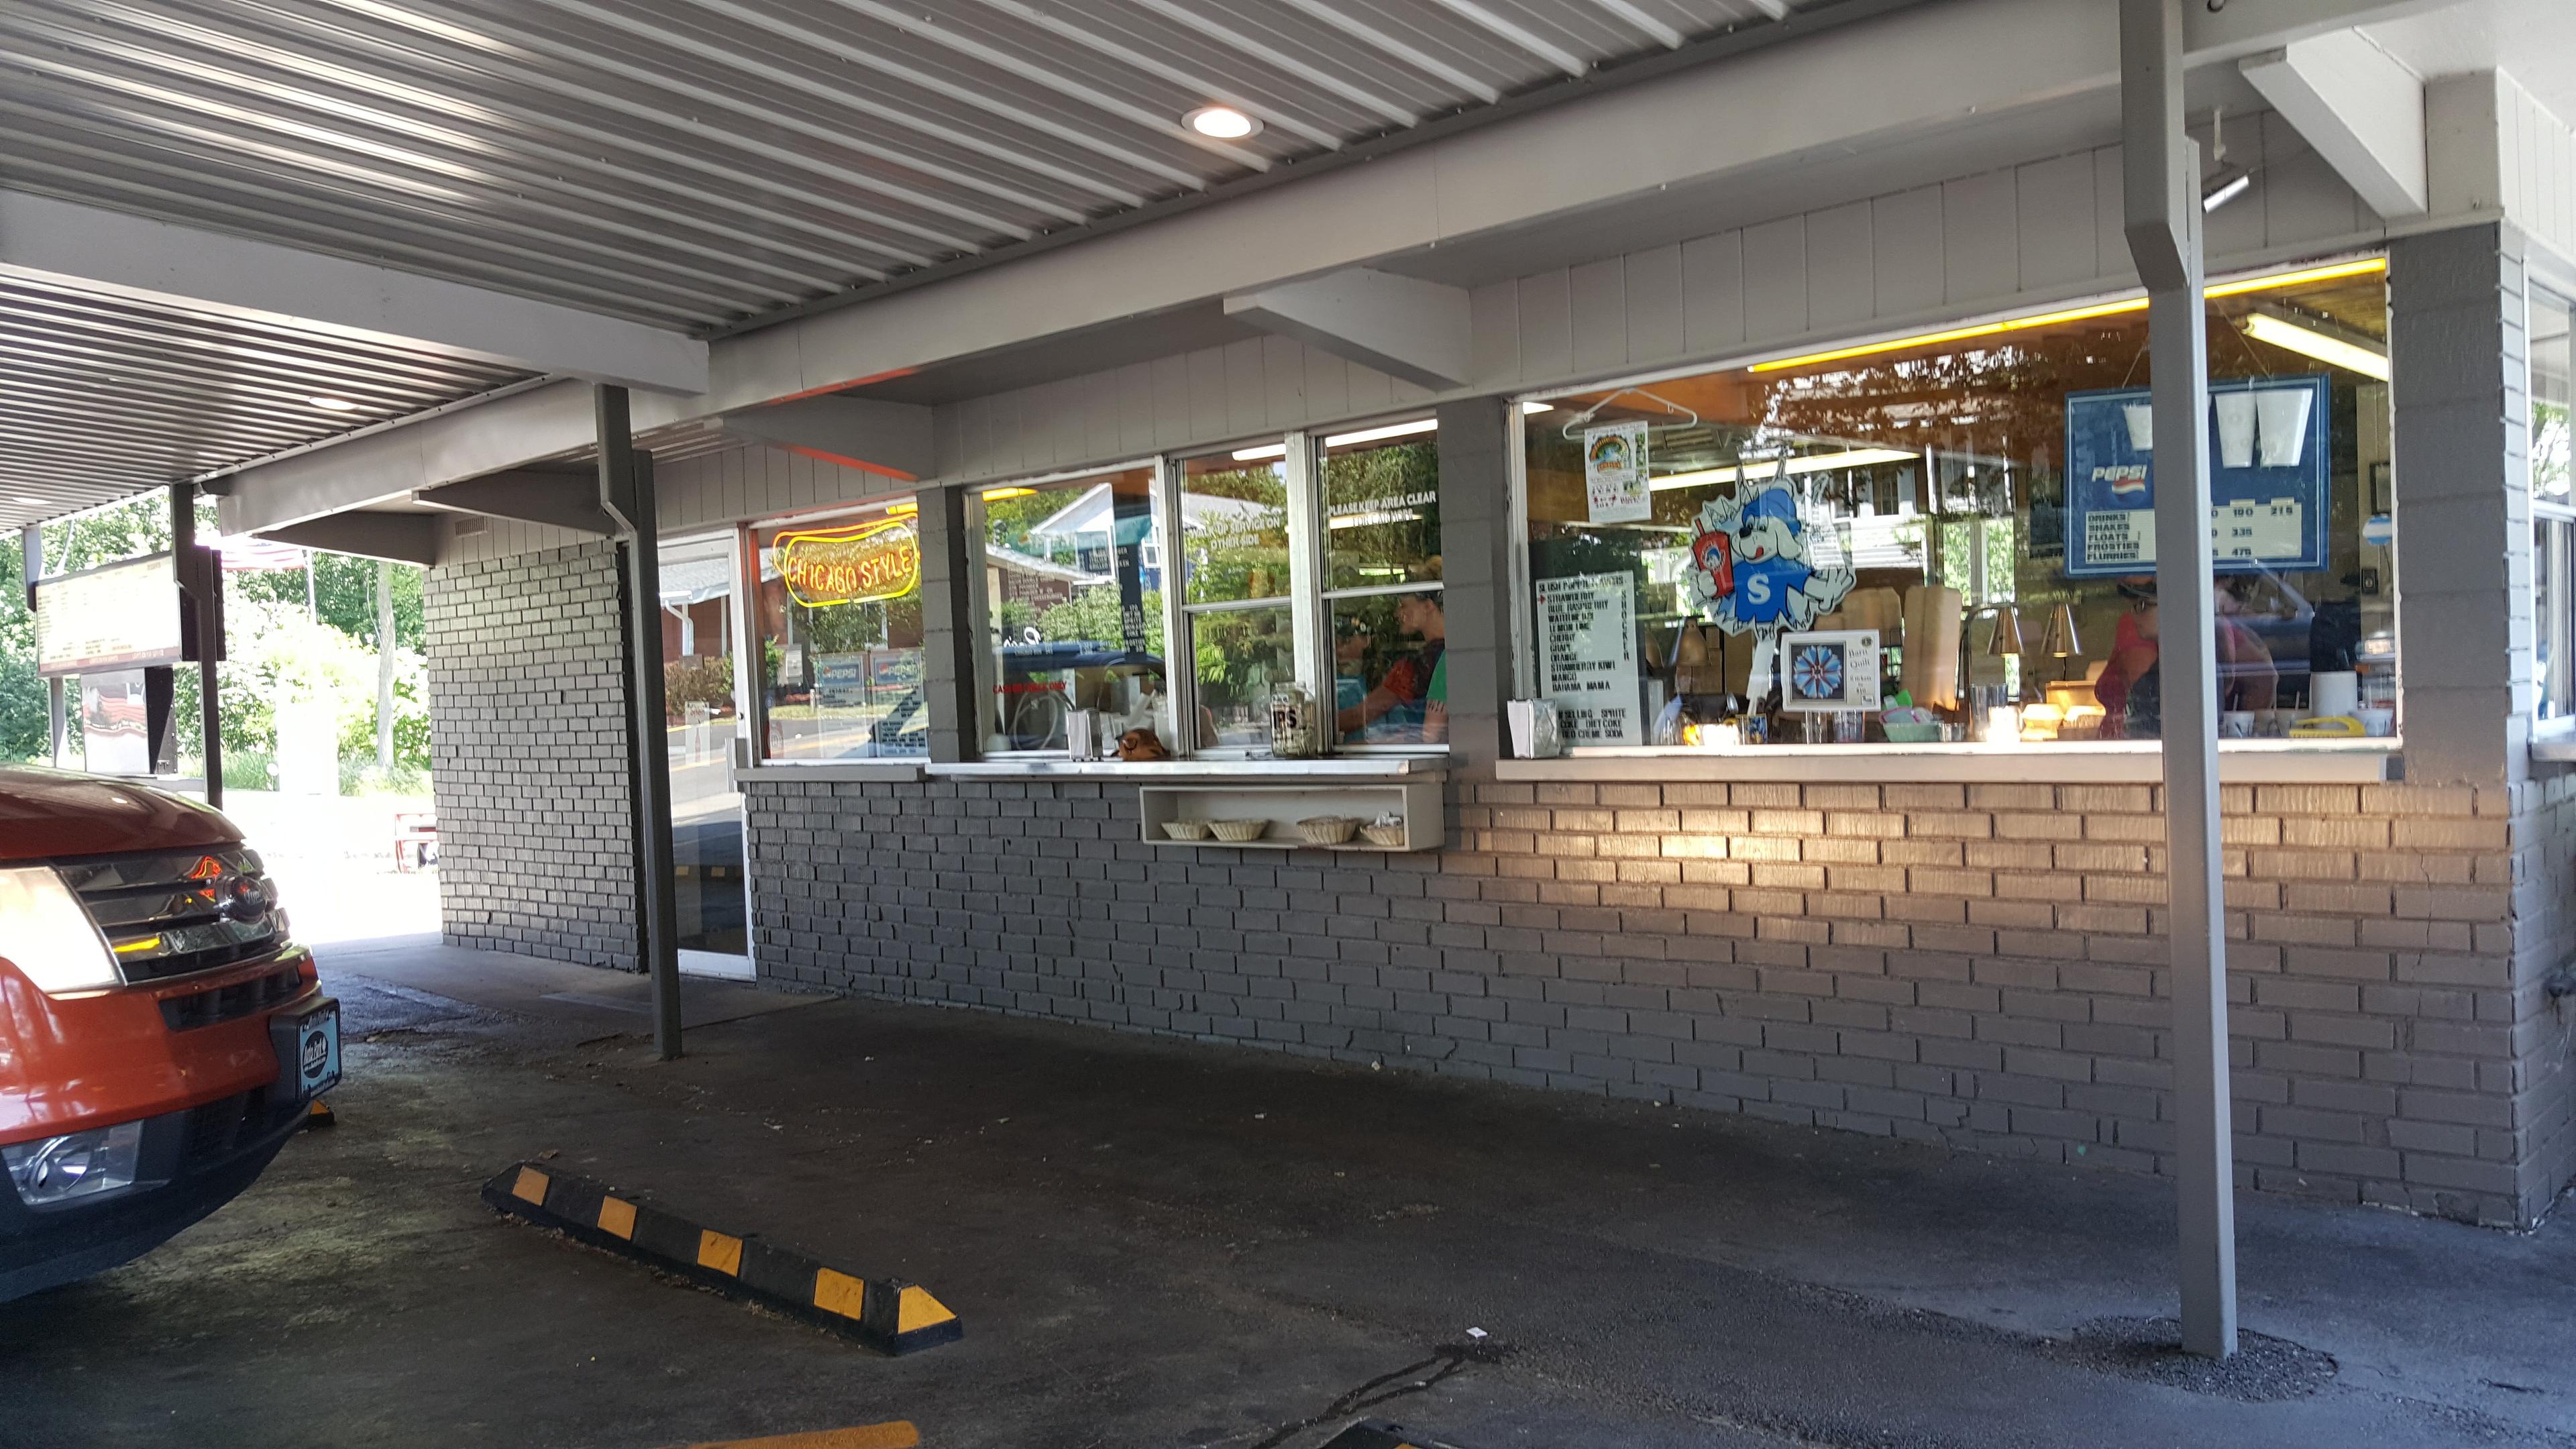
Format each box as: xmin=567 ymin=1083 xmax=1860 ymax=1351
xmin=677 ymin=1422 xmax=920 ymax=1448
xmin=1320 ymin=1423 xmax=1474 ymax=1449
xmin=482 ymin=1162 xmax=961 ymax=1356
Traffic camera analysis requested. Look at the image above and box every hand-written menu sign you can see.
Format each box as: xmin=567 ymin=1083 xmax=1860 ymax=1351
xmin=2065 ymin=376 xmax=2331 ymax=577
xmin=1536 ymin=572 xmax=1642 ymax=746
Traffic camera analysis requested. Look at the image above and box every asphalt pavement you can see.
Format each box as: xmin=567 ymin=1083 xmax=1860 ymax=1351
xmin=7 ymin=935 xmax=2575 ymax=1448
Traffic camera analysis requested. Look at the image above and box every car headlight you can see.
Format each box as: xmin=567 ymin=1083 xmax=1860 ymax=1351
xmin=3 ymin=1122 xmax=145 ymax=1208
xmin=0 ymin=865 xmax=120 ymax=995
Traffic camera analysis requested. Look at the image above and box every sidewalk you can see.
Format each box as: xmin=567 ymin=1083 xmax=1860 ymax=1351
xmin=9 ymin=934 xmax=2575 ymax=1448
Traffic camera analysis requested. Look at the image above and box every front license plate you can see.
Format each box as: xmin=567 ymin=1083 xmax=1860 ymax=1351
xmin=274 ymin=998 xmax=342 ymax=1100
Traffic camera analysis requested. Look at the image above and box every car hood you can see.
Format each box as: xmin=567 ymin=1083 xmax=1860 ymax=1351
xmin=0 ymin=766 xmax=237 ymax=863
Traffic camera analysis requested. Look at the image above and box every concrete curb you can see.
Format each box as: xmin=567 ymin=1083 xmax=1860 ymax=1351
xmin=481 ymin=1162 xmax=961 ymax=1356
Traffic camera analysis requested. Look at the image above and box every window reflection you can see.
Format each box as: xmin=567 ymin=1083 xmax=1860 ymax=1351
xmin=753 ymin=503 xmax=926 ymax=759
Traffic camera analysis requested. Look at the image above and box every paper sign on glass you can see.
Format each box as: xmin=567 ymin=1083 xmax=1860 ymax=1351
xmin=1536 ymin=572 xmax=1643 ymax=745
xmin=1583 ymin=422 xmax=1652 ymax=523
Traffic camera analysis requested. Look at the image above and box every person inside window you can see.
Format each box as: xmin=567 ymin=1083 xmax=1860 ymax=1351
xmin=1339 ymin=592 xmax=1446 ymax=744
xmin=2096 ymin=578 xmax=2279 ymax=739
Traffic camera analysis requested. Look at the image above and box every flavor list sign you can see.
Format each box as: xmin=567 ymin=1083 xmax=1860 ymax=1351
xmin=2065 ymin=376 xmax=2331 ymax=577
xmin=1536 ymin=572 xmax=1642 ymax=745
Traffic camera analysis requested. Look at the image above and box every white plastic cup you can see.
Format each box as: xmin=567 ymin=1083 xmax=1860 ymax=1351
xmin=2256 ymin=386 xmax=2314 ymax=468
xmin=2355 ymin=707 xmax=2395 ymax=737
xmin=2214 ymin=392 xmax=2259 ymax=470
xmin=2220 ymin=710 xmax=2254 ymax=738
xmin=2311 ymin=670 xmax=2359 ymax=719
xmin=2124 ymin=403 xmax=2155 ymax=452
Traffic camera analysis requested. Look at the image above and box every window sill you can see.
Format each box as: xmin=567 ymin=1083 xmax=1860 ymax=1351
xmin=734 ymin=761 xmax=926 ymax=784
xmin=926 ymin=755 xmax=1452 ymax=781
xmin=1495 ymin=739 xmax=2398 ymax=785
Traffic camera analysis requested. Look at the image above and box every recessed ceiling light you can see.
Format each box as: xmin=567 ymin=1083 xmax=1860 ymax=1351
xmin=309 ymin=395 xmax=357 ymax=412
xmin=1185 ymin=105 xmax=1259 ymax=140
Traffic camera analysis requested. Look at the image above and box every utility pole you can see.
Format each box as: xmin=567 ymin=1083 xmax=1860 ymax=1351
xmin=2121 ymin=0 xmax=2235 ymax=1360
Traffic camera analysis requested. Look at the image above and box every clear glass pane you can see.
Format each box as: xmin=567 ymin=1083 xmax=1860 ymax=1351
xmin=1322 ymin=423 xmax=1441 ymax=591
xmin=1332 ymin=590 xmax=1448 ymax=747
xmin=755 ymin=504 xmax=927 ymax=760
xmin=659 ymin=534 xmax=745 ymax=956
xmin=1522 ymin=258 xmax=2394 ymax=747
xmin=979 ymin=468 xmax=1167 ymax=751
xmin=2536 ymin=290 xmax=2572 ymax=505
xmin=1189 ymin=604 xmax=1295 ymax=750
xmin=1180 ymin=448 xmax=1289 ymax=605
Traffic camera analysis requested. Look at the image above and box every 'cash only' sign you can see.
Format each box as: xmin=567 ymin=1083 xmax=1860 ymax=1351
xmin=775 ymin=518 xmax=920 ymax=608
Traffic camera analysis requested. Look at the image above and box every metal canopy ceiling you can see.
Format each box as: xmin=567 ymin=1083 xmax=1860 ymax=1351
xmin=0 ymin=0 xmax=1813 ymax=335
xmin=0 ymin=275 xmax=531 ymax=533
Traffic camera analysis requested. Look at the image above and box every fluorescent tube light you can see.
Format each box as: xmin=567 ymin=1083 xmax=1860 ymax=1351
xmin=1647 ymin=447 xmax=1919 ymax=492
xmin=1520 ymin=401 xmax=1554 ymax=415
xmin=1230 ymin=443 xmax=1288 ymax=462
xmin=1323 ymin=419 xmax=1437 ymax=447
xmin=2239 ymin=310 xmax=2390 ymax=381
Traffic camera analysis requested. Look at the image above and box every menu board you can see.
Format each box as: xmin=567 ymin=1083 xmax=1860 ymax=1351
xmin=35 ymin=552 xmax=182 ymax=677
xmin=2065 ymin=376 xmax=2331 ymax=577
xmin=1536 ymin=572 xmax=1642 ymax=745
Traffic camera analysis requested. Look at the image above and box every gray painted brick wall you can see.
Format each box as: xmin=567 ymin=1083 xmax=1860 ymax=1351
xmin=743 ymin=774 xmax=2558 ymax=1227
xmin=424 ymin=539 xmax=638 ymax=969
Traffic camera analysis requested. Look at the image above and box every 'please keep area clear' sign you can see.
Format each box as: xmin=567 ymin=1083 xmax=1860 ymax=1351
xmin=2064 ymin=374 xmax=2332 ymax=578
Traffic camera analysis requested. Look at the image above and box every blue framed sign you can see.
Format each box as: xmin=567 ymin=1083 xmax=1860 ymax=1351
xmin=2065 ymin=374 xmax=2332 ymax=578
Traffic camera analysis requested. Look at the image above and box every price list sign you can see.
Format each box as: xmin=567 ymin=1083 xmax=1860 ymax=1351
xmin=2065 ymin=376 xmax=2330 ymax=578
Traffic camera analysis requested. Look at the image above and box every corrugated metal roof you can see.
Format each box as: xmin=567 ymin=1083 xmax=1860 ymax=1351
xmin=1 ymin=0 xmax=1807 ymax=333
xmin=0 ymin=0 xmax=1817 ymax=527
xmin=0 ymin=274 xmax=530 ymax=533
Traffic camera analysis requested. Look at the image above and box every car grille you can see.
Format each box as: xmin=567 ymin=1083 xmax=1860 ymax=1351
xmin=180 ymin=1086 xmax=284 ymax=1171
xmin=160 ymin=965 xmax=305 ymax=1032
xmin=56 ymin=846 xmax=289 ymax=985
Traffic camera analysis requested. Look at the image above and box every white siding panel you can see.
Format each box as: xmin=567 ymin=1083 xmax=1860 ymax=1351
xmin=2094 ymin=148 xmax=2129 ymax=281
xmin=1346 ymin=362 xmax=1397 ymax=417
xmin=1150 ymin=354 xmax=1192 ymax=448
xmin=1872 ymin=186 xmax=1945 ymax=317
xmin=1741 ymin=215 xmax=1808 ymax=343
xmin=2015 ymin=153 xmax=2097 ymax=290
xmin=1262 ymin=335 xmax=1306 ymax=427
xmin=1083 ymin=369 xmax=1124 ymax=465
xmin=1224 ymin=338 xmax=1267 ymax=437
xmin=2259 ymin=112 xmax=2361 ymax=250
xmin=1470 ymin=280 xmax=1520 ymax=386
xmin=1187 ymin=345 xmax=1229 ymax=440
xmin=1942 ymin=170 xmax=2019 ymax=303
xmin=1569 ymin=256 xmax=1628 ymax=375
xmin=1304 ymin=345 xmax=1351 ymax=424
xmin=1680 ymin=229 xmax=1745 ymax=356
xmin=1623 ymin=242 xmax=1684 ymax=368
xmin=1116 ymin=362 xmax=1156 ymax=458
xmin=1806 ymin=202 xmax=1874 ymax=333
xmin=1517 ymin=270 xmax=1574 ymax=380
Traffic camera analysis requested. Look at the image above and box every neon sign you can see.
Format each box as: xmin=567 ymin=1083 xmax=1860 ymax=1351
xmin=775 ymin=519 xmax=920 ymax=608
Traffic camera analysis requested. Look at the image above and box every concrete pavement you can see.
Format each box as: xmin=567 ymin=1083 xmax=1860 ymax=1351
xmin=5 ymin=936 xmax=2575 ymax=1447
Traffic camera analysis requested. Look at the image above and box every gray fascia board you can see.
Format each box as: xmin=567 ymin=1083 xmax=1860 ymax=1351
xmin=418 ymin=469 xmax=617 ymax=535
xmin=257 ymin=511 xmax=441 ymax=566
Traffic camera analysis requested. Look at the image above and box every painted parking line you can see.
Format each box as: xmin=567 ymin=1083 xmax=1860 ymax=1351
xmin=680 ymin=1423 xmax=920 ymax=1449
xmin=483 ymin=1161 xmax=961 ymax=1356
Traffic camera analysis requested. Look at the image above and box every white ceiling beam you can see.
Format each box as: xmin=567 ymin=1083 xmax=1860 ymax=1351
xmin=716 ymin=396 xmax=936 ymax=482
xmin=416 ymin=468 xmax=616 ymax=535
xmin=0 ymin=191 xmax=708 ymax=394
xmin=2180 ymin=0 xmax=2463 ymax=64
xmin=2242 ymin=32 xmax=2428 ymax=218
xmin=256 ymin=511 xmax=441 ymax=566
xmin=1224 ymin=268 xmax=1472 ymax=391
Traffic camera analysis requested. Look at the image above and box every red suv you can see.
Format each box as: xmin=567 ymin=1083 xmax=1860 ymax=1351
xmin=0 ymin=765 xmax=338 ymax=1300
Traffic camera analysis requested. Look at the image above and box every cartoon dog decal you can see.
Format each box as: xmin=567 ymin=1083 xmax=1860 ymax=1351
xmin=1686 ymin=482 xmax=1856 ymax=636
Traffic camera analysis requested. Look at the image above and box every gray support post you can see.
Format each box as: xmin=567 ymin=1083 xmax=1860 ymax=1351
xmin=170 ymin=483 xmax=223 ymax=809
xmin=1436 ymin=396 xmax=1513 ymax=769
xmin=2122 ymin=0 xmax=2237 ymax=1360
xmin=596 ymin=384 xmax=683 ymax=1060
xmin=915 ymin=486 xmax=979 ymax=764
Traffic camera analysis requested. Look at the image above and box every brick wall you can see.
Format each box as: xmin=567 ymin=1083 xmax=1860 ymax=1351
xmin=425 ymin=539 xmax=639 ymax=969
xmin=745 ymin=772 xmax=2568 ymax=1226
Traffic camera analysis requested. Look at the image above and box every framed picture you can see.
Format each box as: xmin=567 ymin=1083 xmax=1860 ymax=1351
xmin=1778 ymin=629 xmax=1882 ymax=713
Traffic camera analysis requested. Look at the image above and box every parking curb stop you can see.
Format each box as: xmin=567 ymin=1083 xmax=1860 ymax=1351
xmin=481 ymin=1162 xmax=961 ymax=1356
xmin=1320 ymin=1422 xmax=1474 ymax=1449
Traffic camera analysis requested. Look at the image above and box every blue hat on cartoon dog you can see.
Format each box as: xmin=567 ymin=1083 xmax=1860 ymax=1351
xmin=1739 ymin=486 xmax=1803 ymax=531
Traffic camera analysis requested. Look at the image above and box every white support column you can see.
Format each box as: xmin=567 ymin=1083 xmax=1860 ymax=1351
xmin=2122 ymin=0 xmax=2237 ymax=1361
